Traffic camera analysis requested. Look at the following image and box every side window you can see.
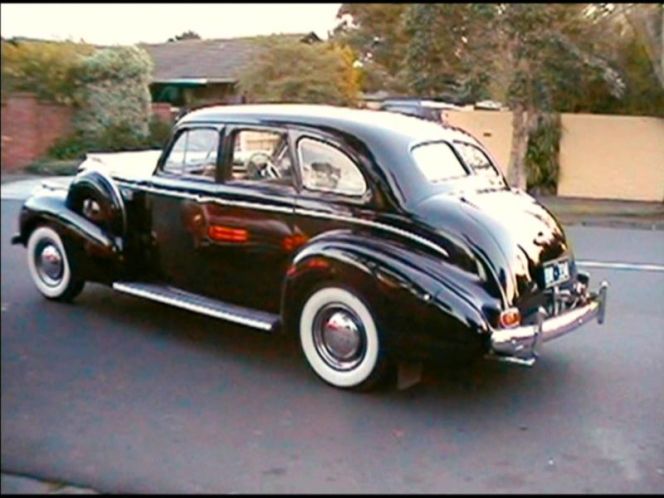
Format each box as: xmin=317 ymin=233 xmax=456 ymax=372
xmin=230 ymin=129 xmax=294 ymax=186
xmin=162 ymin=128 xmax=219 ymax=180
xmin=454 ymin=141 xmax=501 ymax=179
xmin=298 ymin=138 xmax=367 ymax=197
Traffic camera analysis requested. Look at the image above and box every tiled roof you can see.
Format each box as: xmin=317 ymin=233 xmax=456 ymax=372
xmin=3 ymin=33 xmax=322 ymax=83
xmin=140 ymin=33 xmax=317 ymax=82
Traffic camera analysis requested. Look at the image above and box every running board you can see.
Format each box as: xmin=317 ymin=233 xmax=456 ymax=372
xmin=112 ymin=282 xmax=280 ymax=332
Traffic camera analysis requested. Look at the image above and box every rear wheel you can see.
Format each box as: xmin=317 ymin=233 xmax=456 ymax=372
xmin=26 ymin=226 xmax=84 ymax=302
xmin=299 ymin=286 xmax=390 ymax=390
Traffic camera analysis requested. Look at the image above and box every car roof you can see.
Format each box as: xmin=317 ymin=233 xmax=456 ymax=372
xmin=179 ymin=104 xmax=477 ymax=146
xmin=179 ymin=104 xmax=484 ymax=207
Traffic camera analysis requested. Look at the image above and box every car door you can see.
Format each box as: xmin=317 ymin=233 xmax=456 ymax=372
xmin=290 ymin=131 xmax=377 ymax=257
xmin=197 ymin=124 xmax=298 ymax=312
xmin=145 ymin=123 xmax=298 ymax=312
xmin=144 ymin=124 xmax=227 ymax=296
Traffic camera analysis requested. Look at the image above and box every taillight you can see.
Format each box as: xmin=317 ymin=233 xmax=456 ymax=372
xmin=208 ymin=225 xmax=248 ymax=243
xmin=499 ymin=307 xmax=521 ymax=328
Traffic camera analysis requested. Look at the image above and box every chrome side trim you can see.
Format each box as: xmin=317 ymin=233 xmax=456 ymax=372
xmin=40 ymin=181 xmax=69 ymax=192
xmin=116 ymin=180 xmax=450 ymax=258
xmin=119 ymin=181 xmax=293 ymax=214
xmin=112 ymin=282 xmax=274 ymax=331
xmin=485 ymin=355 xmax=536 ymax=367
xmin=293 ymin=208 xmax=449 ymax=259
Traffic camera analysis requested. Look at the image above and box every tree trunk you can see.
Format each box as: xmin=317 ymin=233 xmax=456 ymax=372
xmin=508 ymin=104 xmax=540 ymax=190
xmin=507 ymin=103 xmax=528 ymax=190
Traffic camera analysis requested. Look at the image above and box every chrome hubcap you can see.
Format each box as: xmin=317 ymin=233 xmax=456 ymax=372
xmin=35 ymin=241 xmax=64 ymax=286
xmin=313 ymin=304 xmax=366 ymax=371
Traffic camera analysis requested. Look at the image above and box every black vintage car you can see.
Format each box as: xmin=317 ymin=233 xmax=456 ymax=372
xmin=12 ymin=105 xmax=608 ymax=390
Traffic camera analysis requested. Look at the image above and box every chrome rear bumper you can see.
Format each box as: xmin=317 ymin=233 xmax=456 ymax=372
xmin=488 ymin=281 xmax=608 ymax=365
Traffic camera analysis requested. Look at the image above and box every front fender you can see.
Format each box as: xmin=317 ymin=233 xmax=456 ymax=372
xmin=281 ymin=230 xmax=497 ymax=360
xmin=13 ymin=190 xmax=122 ymax=283
xmin=66 ymin=168 xmax=127 ymax=237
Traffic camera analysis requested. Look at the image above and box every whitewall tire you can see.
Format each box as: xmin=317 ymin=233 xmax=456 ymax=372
xmin=299 ymin=286 xmax=388 ymax=390
xmin=26 ymin=226 xmax=84 ymax=301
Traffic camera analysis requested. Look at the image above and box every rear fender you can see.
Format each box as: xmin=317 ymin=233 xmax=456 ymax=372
xmin=280 ymin=230 xmax=494 ymax=358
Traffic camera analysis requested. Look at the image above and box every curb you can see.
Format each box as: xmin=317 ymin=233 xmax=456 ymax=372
xmin=558 ymin=218 xmax=664 ymax=231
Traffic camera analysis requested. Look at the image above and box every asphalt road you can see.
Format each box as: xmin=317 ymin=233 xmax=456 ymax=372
xmin=2 ymin=198 xmax=663 ymax=493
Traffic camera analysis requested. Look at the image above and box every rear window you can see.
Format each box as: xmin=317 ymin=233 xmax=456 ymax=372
xmin=411 ymin=142 xmax=469 ymax=183
xmin=454 ymin=141 xmax=501 ymax=179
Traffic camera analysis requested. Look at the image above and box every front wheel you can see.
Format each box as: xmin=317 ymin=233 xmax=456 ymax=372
xmin=299 ymin=286 xmax=390 ymax=390
xmin=26 ymin=226 xmax=85 ymax=302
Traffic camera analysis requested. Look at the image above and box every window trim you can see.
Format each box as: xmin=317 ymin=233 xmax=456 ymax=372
xmin=156 ymin=125 xmax=223 ymax=183
xmin=296 ymin=136 xmax=369 ymax=198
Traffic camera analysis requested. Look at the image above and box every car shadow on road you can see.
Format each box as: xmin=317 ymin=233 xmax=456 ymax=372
xmin=72 ymin=283 xmax=583 ymax=409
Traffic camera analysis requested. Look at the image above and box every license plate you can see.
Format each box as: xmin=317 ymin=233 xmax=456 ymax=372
xmin=543 ymin=258 xmax=570 ymax=288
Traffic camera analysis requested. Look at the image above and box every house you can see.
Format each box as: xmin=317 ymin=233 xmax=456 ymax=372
xmin=140 ymin=32 xmax=322 ymax=109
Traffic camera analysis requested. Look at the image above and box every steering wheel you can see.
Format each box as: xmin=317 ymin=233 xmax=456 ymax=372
xmin=245 ymin=152 xmax=281 ymax=180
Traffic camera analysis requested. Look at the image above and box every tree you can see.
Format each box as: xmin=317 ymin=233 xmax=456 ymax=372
xmin=168 ymin=30 xmax=202 ymax=42
xmin=500 ymin=5 xmax=624 ymax=189
xmin=401 ymin=4 xmax=625 ymax=190
xmin=237 ymin=37 xmax=360 ymax=106
xmin=1 ymin=39 xmax=94 ymax=104
xmin=622 ymin=3 xmax=663 ymax=89
xmin=331 ymin=4 xmax=409 ymax=93
xmin=401 ymin=4 xmax=494 ymax=103
xmin=72 ymin=46 xmax=154 ymax=141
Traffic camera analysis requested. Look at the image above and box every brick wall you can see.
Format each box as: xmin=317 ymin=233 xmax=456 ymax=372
xmin=1 ymin=93 xmax=175 ymax=172
xmin=1 ymin=93 xmax=73 ymax=171
xmin=151 ymin=102 xmax=174 ymax=123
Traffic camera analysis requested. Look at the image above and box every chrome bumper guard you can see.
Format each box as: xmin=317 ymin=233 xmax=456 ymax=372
xmin=488 ymin=281 xmax=608 ymax=365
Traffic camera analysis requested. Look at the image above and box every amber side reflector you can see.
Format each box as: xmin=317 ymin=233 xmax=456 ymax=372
xmin=282 ymin=233 xmax=309 ymax=251
xmin=208 ymin=225 xmax=249 ymax=243
xmin=305 ymin=258 xmax=330 ymax=270
xmin=286 ymin=257 xmax=329 ymax=278
xmin=499 ymin=308 xmax=521 ymax=328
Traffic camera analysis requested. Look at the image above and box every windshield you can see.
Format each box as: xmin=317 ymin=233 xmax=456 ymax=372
xmin=411 ymin=142 xmax=469 ymax=183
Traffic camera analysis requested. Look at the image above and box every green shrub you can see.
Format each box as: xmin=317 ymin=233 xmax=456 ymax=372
xmin=95 ymin=122 xmax=149 ymax=151
xmin=47 ymin=116 xmax=172 ymax=161
xmin=146 ymin=117 xmax=173 ymax=148
xmin=47 ymin=133 xmax=91 ymax=160
xmin=526 ymin=113 xmax=561 ymax=195
xmin=25 ymin=159 xmax=83 ymax=176
xmin=1 ymin=39 xmax=94 ymax=104
xmin=72 ymin=46 xmax=154 ymax=141
xmin=238 ymin=37 xmax=360 ymax=106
